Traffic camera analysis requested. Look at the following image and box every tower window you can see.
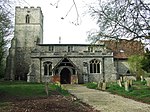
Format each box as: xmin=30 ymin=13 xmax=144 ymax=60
xmin=90 ymin=59 xmax=101 ymax=73
xmin=26 ymin=14 xmax=30 ymax=24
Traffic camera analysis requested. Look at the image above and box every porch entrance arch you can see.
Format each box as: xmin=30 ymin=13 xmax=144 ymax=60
xmin=60 ymin=68 xmax=71 ymax=84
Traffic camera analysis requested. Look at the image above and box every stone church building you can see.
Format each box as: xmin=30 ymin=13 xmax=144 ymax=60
xmin=5 ymin=7 xmax=116 ymax=84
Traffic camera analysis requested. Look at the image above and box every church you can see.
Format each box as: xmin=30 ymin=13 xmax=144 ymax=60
xmin=5 ymin=7 xmax=116 ymax=84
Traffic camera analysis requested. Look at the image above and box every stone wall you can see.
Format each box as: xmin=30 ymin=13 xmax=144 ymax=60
xmin=29 ymin=44 xmax=116 ymax=83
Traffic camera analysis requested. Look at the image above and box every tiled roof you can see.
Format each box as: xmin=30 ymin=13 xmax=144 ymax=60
xmin=97 ymin=39 xmax=144 ymax=59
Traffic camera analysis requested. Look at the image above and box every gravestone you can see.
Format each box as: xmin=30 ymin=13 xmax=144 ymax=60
xmin=129 ymin=79 xmax=133 ymax=86
xmin=140 ymin=75 xmax=144 ymax=82
xmin=124 ymin=81 xmax=129 ymax=91
xmin=101 ymin=82 xmax=107 ymax=90
xmin=117 ymin=80 xmax=122 ymax=87
xmin=97 ymin=82 xmax=106 ymax=90
xmin=145 ymin=78 xmax=150 ymax=87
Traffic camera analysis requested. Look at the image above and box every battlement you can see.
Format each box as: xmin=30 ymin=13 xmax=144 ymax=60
xmin=15 ymin=5 xmax=43 ymax=47
xmin=15 ymin=6 xmax=43 ymax=18
xmin=16 ymin=6 xmax=41 ymax=9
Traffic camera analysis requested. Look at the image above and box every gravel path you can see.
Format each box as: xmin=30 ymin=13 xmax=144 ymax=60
xmin=64 ymin=84 xmax=150 ymax=112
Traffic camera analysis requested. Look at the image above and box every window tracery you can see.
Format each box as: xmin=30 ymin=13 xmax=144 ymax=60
xmin=90 ymin=59 xmax=101 ymax=73
xmin=43 ymin=61 xmax=52 ymax=75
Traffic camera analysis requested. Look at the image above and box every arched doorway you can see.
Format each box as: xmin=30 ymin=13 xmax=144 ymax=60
xmin=60 ymin=68 xmax=71 ymax=84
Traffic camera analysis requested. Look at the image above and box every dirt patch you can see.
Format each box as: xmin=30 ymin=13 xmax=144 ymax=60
xmin=0 ymin=91 xmax=100 ymax=112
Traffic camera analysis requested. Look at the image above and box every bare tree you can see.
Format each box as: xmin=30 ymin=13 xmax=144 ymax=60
xmin=0 ymin=0 xmax=13 ymax=78
xmin=50 ymin=0 xmax=81 ymax=25
xmin=88 ymin=0 xmax=150 ymax=43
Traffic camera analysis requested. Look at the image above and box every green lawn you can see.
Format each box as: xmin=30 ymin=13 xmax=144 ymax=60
xmin=0 ymin=82 xmax=46 ymax=98
xmin=0 ymin=81 xmax=69 ymax=101
xmin=106 ymin=81 xmax=150 ymax=104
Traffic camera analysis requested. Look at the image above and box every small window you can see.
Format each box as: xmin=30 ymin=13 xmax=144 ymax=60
xmin=49 ymin=46 xmax=54 ymax=52
xmin=68 ymin=46 xmax=73 ymax=52
xmin=83 ymin=62 xmax=88 ymax=67
xmin=88 ymin=46 xmax=93 ymax=52
xmin=26 ymin=14 xmax=30 ymax=24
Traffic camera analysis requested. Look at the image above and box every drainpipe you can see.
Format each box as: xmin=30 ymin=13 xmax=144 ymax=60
xmin=39 ymin=53 xmax=42 ymax=83
xmin=87 ymin=64 xmax=90 ymax=83
xmin=116 ymin=38 xmax=119 ymax=79
xmin=102 ymin=56 xmax=105 ymax=82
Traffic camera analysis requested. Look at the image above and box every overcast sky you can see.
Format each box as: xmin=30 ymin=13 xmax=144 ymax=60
xmin=14 ymin=0 xmax=150 ymax=49
xmin=14 ymin=0 xmax=99 ymax=44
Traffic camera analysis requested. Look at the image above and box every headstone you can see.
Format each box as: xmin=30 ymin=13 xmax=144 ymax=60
xmin=101 ymin=82 xmax=107 ymax=91
xmin=120 ymin=77 xmax=123 ymax=82
xmin=97 ymin=82 xmax=102 ymax=90
xmin=145 ymin=78 xmax=150 ymax=87
xmin=117 ymin=80 xmax=122 ymax=87
xmin=140 ymin=75 xmax=144 ymax=82
xmin=124 ymin=81 xmax=129 ymax=91
xmin=97 ymin=82 xmax=107 ymax=90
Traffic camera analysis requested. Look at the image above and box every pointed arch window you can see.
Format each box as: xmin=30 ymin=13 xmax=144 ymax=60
xmin=43 ymin=61 xmax=52 ymax=75
xmin=26 ymin=14 xmax=30 ymax=24
xmin=90 ymin=59 xmax=101 ymax=73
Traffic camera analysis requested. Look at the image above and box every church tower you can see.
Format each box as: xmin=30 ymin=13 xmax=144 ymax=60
xmin=5 ymin=7 xmax=43 ymax=80
xmin=15 ymin=6 xmax=43 ymax=47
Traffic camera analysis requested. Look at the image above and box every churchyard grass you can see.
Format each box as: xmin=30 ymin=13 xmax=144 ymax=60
xmin=107 ymin=81 xmax=150 ymax=104
xmin=0 ymin=81 xmax=69 ymax=103
xmin=84 ymin=82 xmax=98 ymax=89
xmin=84 ymin=81 xmax=150 ymax=104
xmin=0 ymin=81 xmax=46 ymax=98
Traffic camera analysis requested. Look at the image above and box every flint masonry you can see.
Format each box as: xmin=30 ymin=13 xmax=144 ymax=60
xmin=5 ymin=7 xmax=116 ymax=84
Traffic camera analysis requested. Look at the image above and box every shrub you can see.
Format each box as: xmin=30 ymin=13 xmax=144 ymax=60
xmin=84 ymin=82 xmax=98 ymax=89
